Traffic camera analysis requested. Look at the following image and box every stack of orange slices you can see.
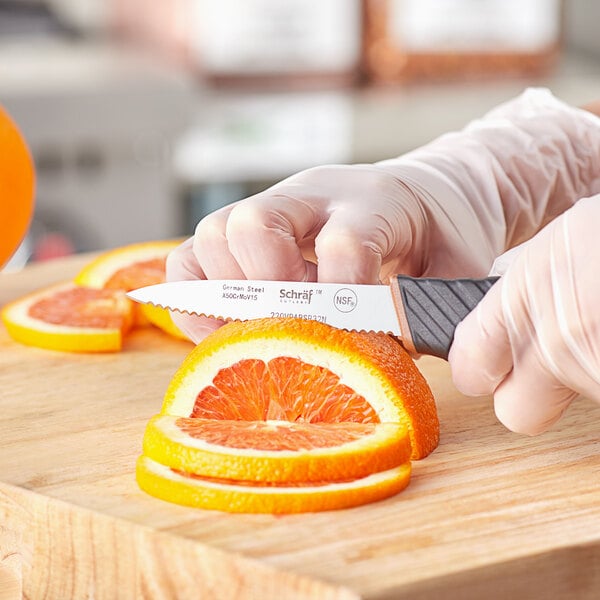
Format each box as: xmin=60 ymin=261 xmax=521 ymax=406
xmin=1 ymin=240 xmax=189 ymax=352
xmin=136 ymin=318 xmax=439 ymax=514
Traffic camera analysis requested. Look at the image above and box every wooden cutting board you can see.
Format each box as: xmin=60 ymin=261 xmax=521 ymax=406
xmin=1 ymin=255 xmax=599 ymax=600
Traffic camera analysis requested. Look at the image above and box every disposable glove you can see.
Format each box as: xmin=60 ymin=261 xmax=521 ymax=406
xmin=449 ymin=196 xmax=600 ymax=435
xmin=168 ymin=88 xmax=600 ymax=342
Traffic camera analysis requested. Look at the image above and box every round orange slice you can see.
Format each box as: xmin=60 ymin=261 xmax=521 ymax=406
xmin=1 ymin=283 xmax=133 ymax=352
xmin=136 ymin=455 xmax=411 ymax=514
xmin=161 ymin=318 xmax=439 ymax=459
xmin=143 ymin=415 xmax=411 ymax=483
xmin=74 ymin=240 xmax=180 ymax=290
xmin=74 ymin=239 xmax=187 ymax=337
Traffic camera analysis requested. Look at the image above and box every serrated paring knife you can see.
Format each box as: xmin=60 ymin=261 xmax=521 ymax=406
xmin=127 ymin=275 xmax=499 ymax=360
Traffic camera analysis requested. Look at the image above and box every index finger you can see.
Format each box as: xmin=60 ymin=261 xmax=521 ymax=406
xmin=165 ymin=237 xmax=225 ymax=342
xmin=196 ymin=190 xmax=324 ymax=282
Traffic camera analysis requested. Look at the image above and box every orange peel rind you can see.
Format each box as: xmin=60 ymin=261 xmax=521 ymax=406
xmin=136 ymin=455 xmax=412 ymax=514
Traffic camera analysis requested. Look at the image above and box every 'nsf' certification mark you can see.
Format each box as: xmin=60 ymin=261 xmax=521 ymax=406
xmin=333 ymin=288 xmax=357 ymax=313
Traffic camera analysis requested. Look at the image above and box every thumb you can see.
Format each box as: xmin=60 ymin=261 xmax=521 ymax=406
xmin=449 ymin=275 xmax=578 ymax=435
xmin=491 ymin=357 xmax=578 ymax=435
xmin=448 ymin=279 xmax=513 ymax=396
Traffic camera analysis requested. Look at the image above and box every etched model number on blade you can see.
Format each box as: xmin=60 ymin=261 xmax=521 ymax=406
xmin=270 ymin=312 xmax=328 ymax=323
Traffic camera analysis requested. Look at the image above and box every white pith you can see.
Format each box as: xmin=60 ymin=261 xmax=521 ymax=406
xmin=141 ymin=455 xmax=406 ymax=493
xmin=77 ymin=244 xmax=175 ymax=286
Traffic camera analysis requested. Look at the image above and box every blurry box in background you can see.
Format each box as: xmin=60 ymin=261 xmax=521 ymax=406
xmin=110 ymin=0 xmax=363 ymax=90
xmin=188 ymin=0 xmax=362 ymax=89
xmin=363 ymin=0 xmax=563 ymax=83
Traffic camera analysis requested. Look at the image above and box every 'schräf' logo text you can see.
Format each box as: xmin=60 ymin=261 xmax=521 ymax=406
xmin=279 ymin=288 xmax=314 ymax=304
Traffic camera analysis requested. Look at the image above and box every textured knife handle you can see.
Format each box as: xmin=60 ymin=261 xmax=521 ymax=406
xmin=390 ymin=275 xmax=499 ymax=360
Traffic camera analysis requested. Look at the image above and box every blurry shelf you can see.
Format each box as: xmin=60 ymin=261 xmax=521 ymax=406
xmin=0 ymin=37 xmax=198 ymax=250
xmin=175 ymin=50 xmax=600 ymax=186
xmin=350 ymin=51 xmax=600 ymax=163
xmin=2 ymin=35 xmax=600 ymax=242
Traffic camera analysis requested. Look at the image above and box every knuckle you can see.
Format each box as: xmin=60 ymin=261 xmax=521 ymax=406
xmin=164 ymin=246 xmax=183 ymax=271
xmin=288 ymin=164 xmax=343 ymax=181
xmin=165 ymin=238 xmax=191 ymax=269
xmin=194 ymin=212 xmax=228 ymax=245
xmin=315 ymin=229 xmax=354 ymax=257
xmin=226 ymin=202 xmax=266 ymax=229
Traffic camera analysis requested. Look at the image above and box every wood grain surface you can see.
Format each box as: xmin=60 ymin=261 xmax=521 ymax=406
xmin=1 ymin=255 xmax=599 ymax=599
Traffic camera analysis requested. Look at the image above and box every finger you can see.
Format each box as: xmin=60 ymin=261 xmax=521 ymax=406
xmin=448 ymin=280 xmax=513 ymax=396
xmin=165 ymin=237 xmax=205 ymax=282
xmin=315 ymin=227 xmax=382 ymax=283
xmin=193 ymin=204 xmax=246 ymax=280
xmin=165 ymin=238 xmax=225 ymax=342
xmin=314 ymin=204 xmax=419 ymax=284
xmin=221 ymin=193 xmax=325 ymax=281
xmin=493 ymin=358 xmax=578 ymax=435
xmin=313 ymin=175 xmax=427 ymax=283
xmin=170 ymin=311 xmax=224 ymax=344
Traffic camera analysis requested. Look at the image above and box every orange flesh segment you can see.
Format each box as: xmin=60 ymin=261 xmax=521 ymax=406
xmin=191 ymin=357 xmax=380 ymax=424
xmin=176 ymin=418 xmax=378 ymax=451
xmin=104 ymin=258 xmax=166 ymax=291
xmin=28 ymin=287 xmax=129 ymax=330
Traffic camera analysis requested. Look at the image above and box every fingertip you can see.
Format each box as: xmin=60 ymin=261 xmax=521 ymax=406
xmin=166 ymin=237 xmax=205 ymax=282
xmin=170 ymin=312 xmax=223 ymax=344
xmin=449 ymin=314 xmax=510 ymax=398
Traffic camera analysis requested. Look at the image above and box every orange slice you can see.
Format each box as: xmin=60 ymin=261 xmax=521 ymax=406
xmin=139 ymin=302 xmax=190 ymax=341
xmin=136 ymin=455 xmax=411 ymax=514
xmin=74 ymin=239 xmax=187 ymax=337
xmin=74 ymin=240 xmax=179 ymax=290
xmin=161 ymin=318 xmax=439 ymax=460
xmin=0 ymin=106 xmax=35 ymax=267
xmin=143 ymin=415 xmax=412 ymax=483
xmin=1 ymin=283 xmax=133 ymax=352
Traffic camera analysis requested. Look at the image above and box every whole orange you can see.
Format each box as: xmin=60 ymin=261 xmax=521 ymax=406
xmin=0 ymin=106 xmax=35 ymax=267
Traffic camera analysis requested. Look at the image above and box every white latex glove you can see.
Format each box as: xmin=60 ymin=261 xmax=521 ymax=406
xmin=449 ymin=196 xmax=600 ymax=435
xmin=168 ymin=88 xmax=600 ymax=342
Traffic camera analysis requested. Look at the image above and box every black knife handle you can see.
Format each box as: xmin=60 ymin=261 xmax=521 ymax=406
xmin=390 ymin=275 xmax=499 ymax=360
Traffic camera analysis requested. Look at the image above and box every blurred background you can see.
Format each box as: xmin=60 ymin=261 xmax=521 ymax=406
xmin=2 ymin=0 xmax=600 ymax=269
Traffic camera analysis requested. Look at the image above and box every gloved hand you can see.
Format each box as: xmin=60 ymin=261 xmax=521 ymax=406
xmin=449 ymin=196 xmax=600 ymax=435
xmin=168 ymin=88 xmax=600 ymax=342
xmin=167 ymin=161 xmax=501 ymax=341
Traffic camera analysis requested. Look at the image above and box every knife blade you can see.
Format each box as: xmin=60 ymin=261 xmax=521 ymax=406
xmin=127 ymin=275 xmax=498 ymax=360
